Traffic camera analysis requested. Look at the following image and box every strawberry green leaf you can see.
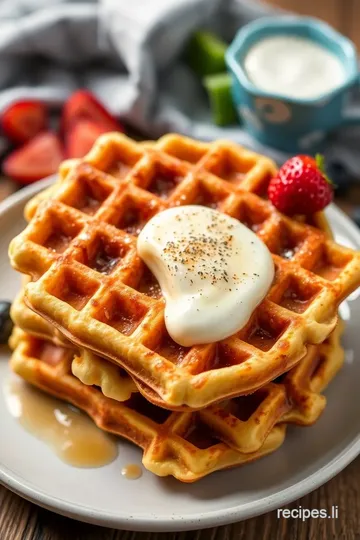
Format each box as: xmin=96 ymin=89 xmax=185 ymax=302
xmin=315 ymin=154 xmax=334 ymax=186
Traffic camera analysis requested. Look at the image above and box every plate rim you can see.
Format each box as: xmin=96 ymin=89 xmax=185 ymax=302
xmin=1 ymin=179 xmax=360 ymax=532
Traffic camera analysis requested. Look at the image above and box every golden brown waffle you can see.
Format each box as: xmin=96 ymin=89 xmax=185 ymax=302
xmin=24 ymin=158 xmax=80 ymax=222
xmin=11 ymin=287 xmax=71 ymax=348
xmin=66 ymin=322 xmax=346 ymax=449
xmin=10 ymin=329 xmax=286 ymax=483
xmin=281 ymin=320 xmax=344 ymax=424
xmin=23 ymin=137 xmax=332 ymax=242
xmin=72 ymin=349 xmax=137 ymax=402
xmin=10 ymin=290 xmax=137 ymax=402
xmin=9 ymin=133 xmax=360 ymax=408
xmin=10 ymin=276 xmax=344 ymax=452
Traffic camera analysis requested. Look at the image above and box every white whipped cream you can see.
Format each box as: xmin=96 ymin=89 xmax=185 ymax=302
xmin=244 ymin=35 xmax=346 ymax=100
xmin=137 ymin=206 xmax=274 ymax=346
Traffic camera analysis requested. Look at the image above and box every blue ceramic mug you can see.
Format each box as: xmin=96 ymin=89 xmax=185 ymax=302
xmin=225 ymin=17 xmax=360 ymax=153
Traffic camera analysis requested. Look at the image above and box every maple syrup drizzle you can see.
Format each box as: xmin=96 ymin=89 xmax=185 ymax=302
xmin=4 ymin=379 xmax=118 ymax=468
xmin=121 ymin=464 xmax=143 ymax=480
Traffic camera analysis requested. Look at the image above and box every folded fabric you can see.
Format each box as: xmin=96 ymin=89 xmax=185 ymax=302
xmin=0 ymin=0 xmax=359 ymax=175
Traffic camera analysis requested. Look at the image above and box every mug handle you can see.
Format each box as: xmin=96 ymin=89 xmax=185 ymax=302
xmin=339 ymin=73 xmax=360 ymax=128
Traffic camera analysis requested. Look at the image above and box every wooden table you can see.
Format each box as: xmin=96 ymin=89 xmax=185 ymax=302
xmin=265 ymin=0 xmax=360 ymax=49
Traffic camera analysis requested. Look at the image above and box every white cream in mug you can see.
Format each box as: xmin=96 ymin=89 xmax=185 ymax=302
xmin=244 ymin=35 xmax=346 ymax=100
xmin=137 ymin=206 xmax=274 ymax=347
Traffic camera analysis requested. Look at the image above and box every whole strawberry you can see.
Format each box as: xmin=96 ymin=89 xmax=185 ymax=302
xmin=268 ymin=154 xmax=333 ymax=215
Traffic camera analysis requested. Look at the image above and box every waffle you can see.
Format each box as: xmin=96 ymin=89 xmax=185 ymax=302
xmin=74 ymin=322 xmax=343 ymax=452
xmin=9 ymin=329 xmax=286 ymax=483
xmin=11 ymin=286 xmax=71 ymax=348
xmin=24 ymin=158 xmax=79 ymax=222
xmin=9 ymin=133 xmax=360 ymax=408
xmin=281 ymin=320 xmax=344 ymax=424
xmin=10 ymin=289 xmax=137 ymax=402
xmin=23 ymin=138 xmax=330 ymax=233
xmin=72 ymin=349 xmax=137 ymax=402
xmin=10 ymin=272 xmax=344 ymax=451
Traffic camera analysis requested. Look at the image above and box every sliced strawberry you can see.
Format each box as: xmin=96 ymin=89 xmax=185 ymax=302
xmin=61 ymin=90 xmax=123 ymax=134
xmin=1 ymin=100 xmax=48 ymax=144
xmin=3 ymin=132 xmax=64 ymax=184
xmin=65 ymin=119 xmax=109 ymax=159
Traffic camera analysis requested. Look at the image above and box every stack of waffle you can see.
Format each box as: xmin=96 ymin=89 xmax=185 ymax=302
xmin=8 ymin=133 xmax=360 ymax=482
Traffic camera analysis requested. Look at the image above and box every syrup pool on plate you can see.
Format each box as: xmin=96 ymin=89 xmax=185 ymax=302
xmin=243 ymin=35 xmax=346 ymax=100
xmin=121 ymin=464 xmax=143 ymax=480
xmin=4 ymin=378 xmax=118 ymax=468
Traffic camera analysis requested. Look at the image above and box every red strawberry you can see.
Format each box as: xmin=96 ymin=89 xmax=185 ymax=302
xmin=268 ymin=154 xmax=333 ymax=215
xmin=1 ymin=100 xmax=48 ymax=144
xmin=61 ymin=89 xmax=123 ymax=134
xmin=65 ymin=119 xmax=109 ymax=158
xmin=3 ymin=131 xmax=63 ymax=184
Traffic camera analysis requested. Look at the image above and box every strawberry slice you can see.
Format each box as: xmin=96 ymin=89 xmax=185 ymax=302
xmin=1 ymin=100 xmax=48 ymax=144
xmin=3 ymin=132 xmax=64 ymax=184
xmin=61 ymin=90 xmax=123 ymax=134
xmin=65 ymin=119 xmax=109 ymax=158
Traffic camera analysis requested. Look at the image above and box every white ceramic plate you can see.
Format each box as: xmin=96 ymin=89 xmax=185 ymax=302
xmin=0 ymin=180 xmax=360 ymax=532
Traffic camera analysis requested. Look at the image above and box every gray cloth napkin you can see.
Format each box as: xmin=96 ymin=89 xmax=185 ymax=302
xmin=0 ymin=0 xmax=359 ymax=175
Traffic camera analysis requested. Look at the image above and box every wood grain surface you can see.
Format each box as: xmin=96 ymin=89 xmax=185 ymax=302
xmin=265 ymin=0 xmax=360 ymax=49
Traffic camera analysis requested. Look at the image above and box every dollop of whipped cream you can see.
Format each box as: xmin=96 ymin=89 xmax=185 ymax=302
xmin=137 ymin=206 xmax=274 ymax=346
